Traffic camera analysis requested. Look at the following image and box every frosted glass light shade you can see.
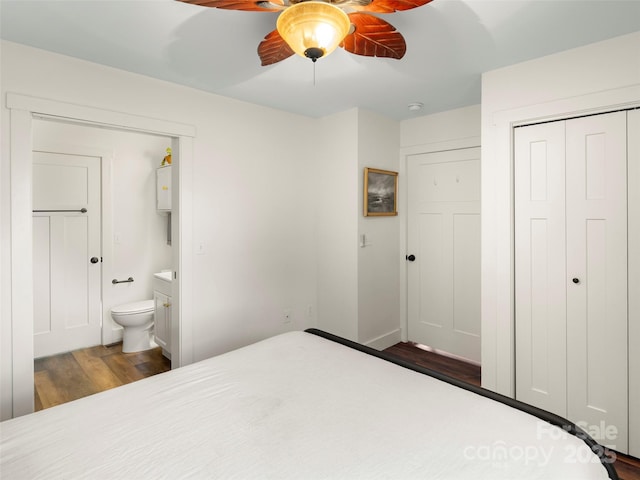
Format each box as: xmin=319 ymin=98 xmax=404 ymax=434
xmin=277 ymin=2 xmax=350 ymax=61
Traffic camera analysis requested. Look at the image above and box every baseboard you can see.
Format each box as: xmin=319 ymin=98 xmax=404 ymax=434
xmin=363 ymin=329 xmax=402 ymax=351
xmin=104 ymin=327 xmax=123 ymax=346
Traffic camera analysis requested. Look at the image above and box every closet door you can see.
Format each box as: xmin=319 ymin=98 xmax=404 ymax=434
xmin=566 ymin=112 xmax=628 ymax=452
xmin=514 ymin=121 xmax=568 ymax=415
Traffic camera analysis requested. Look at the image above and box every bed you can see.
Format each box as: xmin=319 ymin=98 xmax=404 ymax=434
xmin=1 ymin=329 xmax=618 ymax=479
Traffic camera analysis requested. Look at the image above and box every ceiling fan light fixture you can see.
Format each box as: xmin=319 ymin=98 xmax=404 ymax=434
xmin=276 ymin=1 xmax=351 ymax=62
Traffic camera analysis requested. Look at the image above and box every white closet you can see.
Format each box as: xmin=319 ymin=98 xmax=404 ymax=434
xmin=514 ymin=110 xmax=634 ymax=454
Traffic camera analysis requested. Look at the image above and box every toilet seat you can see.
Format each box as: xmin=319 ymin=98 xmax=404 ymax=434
xmin=111 ymin=299 xmax=154 ymax=316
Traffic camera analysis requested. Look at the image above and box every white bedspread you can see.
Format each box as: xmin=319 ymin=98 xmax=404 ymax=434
xmin=1 ymin=331 xmax=611 ymax=479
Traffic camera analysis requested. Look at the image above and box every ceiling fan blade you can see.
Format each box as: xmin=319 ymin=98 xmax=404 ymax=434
xmin=352 ymin=0 xmax=432 ymax=13
xmin=258 ymin=30 xmax=295 ymax=66
xmin=178 ymin=0 xmax=284 ymax=12
xmin=341 ymin=13 xmax=406 ymax=59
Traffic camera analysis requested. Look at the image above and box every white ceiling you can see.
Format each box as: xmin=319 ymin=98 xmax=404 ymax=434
xmin=2 ymin=0 xmax=639 ymax=120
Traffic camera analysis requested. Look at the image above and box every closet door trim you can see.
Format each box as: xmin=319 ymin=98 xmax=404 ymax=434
xmin=628 ymin=109 xmax=640 ymax=458
xmin=482 ymin=84 xmax=640 ymax=398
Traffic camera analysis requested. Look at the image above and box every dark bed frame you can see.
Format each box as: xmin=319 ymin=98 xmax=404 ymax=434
xmin=305 ymin=328 xmax=619 ymax=480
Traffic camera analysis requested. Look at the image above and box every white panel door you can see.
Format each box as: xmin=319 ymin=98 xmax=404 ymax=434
xmin=515 ymin=111 xmax=629 ymax=453
xmin=514 ymin=120 xmax=568 ymax=416
xmin=32 ymin=152 xmax=102 ymax=358
xmin=407 ymin=147 xmax=481 ymax=362
xmin=565 ymin=112 xmax=628 ymax=452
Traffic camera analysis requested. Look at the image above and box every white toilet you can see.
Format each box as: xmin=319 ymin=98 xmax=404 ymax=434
xmin=110 ymin=300 xmax=155 ymax=353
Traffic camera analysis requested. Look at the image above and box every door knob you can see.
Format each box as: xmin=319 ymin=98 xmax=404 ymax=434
xmin=90 ymin=257 xmax=99 ymax=264
xmin=406 ymin=254 xmax=416 ymax=262
xmin=572 ymin=278 xmax=580 ymax=284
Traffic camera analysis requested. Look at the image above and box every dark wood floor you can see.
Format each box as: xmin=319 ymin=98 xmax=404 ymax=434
xmin=383 ymin=341 xmax=640 ymax=480
xmin=34 ymin=343 xmax=170 ymax=411
xmin=384 ymin=341 xmax=482 ymax=386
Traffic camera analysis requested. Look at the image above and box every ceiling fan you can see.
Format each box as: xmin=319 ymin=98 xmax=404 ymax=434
xmin=179 ymin=0 xmax=433 ymax=66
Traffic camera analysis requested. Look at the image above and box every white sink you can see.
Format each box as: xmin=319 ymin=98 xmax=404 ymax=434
xmin=153 ymin=271 xmax=172 ymax=282
xmin=153 ymin=271 xmax=172 ymax=296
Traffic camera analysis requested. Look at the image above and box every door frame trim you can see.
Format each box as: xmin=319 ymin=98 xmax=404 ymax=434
xmin=7 ymin=92 xmax=196 ymax=418
xmin=399 ymin=136 xmax=481 ymax=343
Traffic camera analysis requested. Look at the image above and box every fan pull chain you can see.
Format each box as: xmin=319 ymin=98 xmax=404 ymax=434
xmin=313 ymin=61 xmax=316 ymax=86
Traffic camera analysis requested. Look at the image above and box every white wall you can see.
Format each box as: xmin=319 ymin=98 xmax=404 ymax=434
xmin=189 ymin=105 xmax=320 ymax=359
xmin=481 ymin=31 xmax=640 ymax=396
xmin=401 ymin=105 xmax=481 ymax=150
xmin=314 ymin=109 xmax=403 ymax=349
xmin=357 ymin=110 xmax=401 ymax=348
xmin=32 ymin=120 xmax=173 ymax=339
xmin=315 ymin=109 xmax=359 ymax=341
xmin=1 ymin=40 xmax=320 ymax=419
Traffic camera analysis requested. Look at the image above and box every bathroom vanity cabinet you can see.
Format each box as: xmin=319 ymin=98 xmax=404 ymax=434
xmin=153 ymin=271 xmax=172 ymax=358
xmin=153 ymin=292 xmax=171 ymax=356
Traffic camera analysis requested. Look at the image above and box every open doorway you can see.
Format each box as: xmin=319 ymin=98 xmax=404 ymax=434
xmin=31 ymin=119 xmax=175 ymax=408
xmin=32 ymin=119 xmax=173 ymax=357
xmin=7 ymin=93 xmax=195 ymax=419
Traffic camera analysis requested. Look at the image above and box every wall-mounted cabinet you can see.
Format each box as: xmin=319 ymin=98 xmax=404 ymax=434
xmin=156 ymin=165 xmax=171 ymax=212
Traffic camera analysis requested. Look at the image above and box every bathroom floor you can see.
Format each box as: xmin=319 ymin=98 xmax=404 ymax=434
xmin=34 ymin=343 xmax=170 ymax=411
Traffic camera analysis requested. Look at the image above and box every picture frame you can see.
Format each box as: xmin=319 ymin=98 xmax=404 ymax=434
xmin=363 ymin=167 xmax=398 ymax=217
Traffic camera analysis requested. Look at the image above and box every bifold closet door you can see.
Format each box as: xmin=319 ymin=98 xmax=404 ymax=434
xmin=515 ymin=111 xmax=629 ymax=453
xmin=565 ymin=112 xmax=628 ymax=452
xmin=514 ymin=121 xmax=568 ymax=416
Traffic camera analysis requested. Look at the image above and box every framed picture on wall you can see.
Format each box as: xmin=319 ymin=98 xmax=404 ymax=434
xmin=363 ymin=167 xmax=398 ymax=217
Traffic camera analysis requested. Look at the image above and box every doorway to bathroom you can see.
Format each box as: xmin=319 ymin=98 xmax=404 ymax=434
xmin=31 ymin=117 xmax=174 ymax=360
xmin=8 ymin=92 xmax=196 ymax=418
